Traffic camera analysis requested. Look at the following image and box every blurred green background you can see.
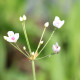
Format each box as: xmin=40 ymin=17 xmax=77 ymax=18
xmin=0 ymin=0 xmax=80 ymax=80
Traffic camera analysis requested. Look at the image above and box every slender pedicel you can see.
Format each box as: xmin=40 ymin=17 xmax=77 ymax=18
xmin=23 ymin=46 xmax=30 ymax=57
xmin=25 ymin=50 xmax=30 ymax=57
xmin=35 ymin=22 xmax=49 ymax=53
xmin=10 ymin=43 xmax=29 ymax=58
xmin=35 ymin=27 xmax=46 ymax=53
xmin=38 ymin=28 xmax=56 ymax=56
xmin=16 ymin=44 xmax=30 ymax=57
xmin=22 ymin=21 xmax=32 ymax=54
xmin=35 ymin=54 xmax=51 ymax=60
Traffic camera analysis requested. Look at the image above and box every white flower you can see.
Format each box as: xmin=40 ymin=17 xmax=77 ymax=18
xmin=19 ymin=15 xmax=27 ymax=21
xmin=40 ymin=41 xmax=44 ymax=44
xmin=53 ymin=16 xmax=64 ymax=28
xmin=32 ymin=52 xmax=35 ymax=55
xmin=44 ymin=22 xmax=49 ymax=27
xmin=20 ymin=16 xmax=23 ymax=21
xmin=3 ymin=31 xmax=19 ymax=43
xmin=23 ymin=46 xmax=26 ymax=50
xmin=23 ymin=15 xmax=26 ymax=20
xmin=52 ymin=42 xmax=60 ymax=53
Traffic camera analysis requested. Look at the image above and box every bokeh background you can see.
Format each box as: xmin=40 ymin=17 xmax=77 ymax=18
xmin=0 ymin=0 xmax=80 ymax=80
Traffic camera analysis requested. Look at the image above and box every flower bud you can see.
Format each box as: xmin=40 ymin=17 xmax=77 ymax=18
xmin=19 ymin=15 xmax=27 ymax=21
xmin=32 ymin=52 xmax=35 ymax=55
xmin=44 ymin=22 xmax=49 ymax=27
xmin=20 ymin=16 xmax=23 ymax=21
xmin=40 ymin=41 xmax=44 ymax=44
xmin=23 ymin=46 xmax=26 ymax=50
xmin=23 ymin=15 xmax=27 ymax=20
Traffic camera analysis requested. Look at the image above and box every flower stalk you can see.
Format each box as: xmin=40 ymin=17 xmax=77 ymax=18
xmin=22 ymin=21 xmax=32 ymax=54
xmin=35 ymin=26 xmax=46 ymax=53
xmin=38 ymin=28 xmax=56 ymax=56
xmin=10 ymin=43 xmax=29 ymax=58
xmin=32 ymin=61 xmax=36 ymax=80
xmin=22 ymin=20 xmax=36 ymax=80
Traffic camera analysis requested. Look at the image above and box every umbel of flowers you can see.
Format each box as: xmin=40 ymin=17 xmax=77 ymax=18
xmin=3 ymin=15 xmax=64 ymax=80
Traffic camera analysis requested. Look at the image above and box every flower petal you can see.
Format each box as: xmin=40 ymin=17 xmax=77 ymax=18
xmin=20 ymin=16 xmax=23 ymax=21
xmin=7 ymin=31 xmax=14 ymax=37
xmin=3 ymin=36 xmax=14 ymax=42
xmin=60 ymin=20 xmax=64 ymax=26
xmin=56 ymin=42 xmax=58 ymax=46
xmin=23 ymin=15 xmax=26 ymax=20
xmin=54 ymin=16 xmax=60 ymax=21
xmin=3 ymin=36 xmax=8 ymax=40
xmin=53 ymin=16 xmax=64 ymax=28
xmin=6 ymin=37 xmax=13 ymax=42
xmin=14 ymin=33 xmax=19 ymax=42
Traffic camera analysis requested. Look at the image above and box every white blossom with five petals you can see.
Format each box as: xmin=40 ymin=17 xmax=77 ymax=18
xmin=53 ymin=16 xmax=64 ymax=28
xmin=52 ymin=42 xmax=60 ymax=53
xmin=3 ymin=31 xmax=19 ymax=43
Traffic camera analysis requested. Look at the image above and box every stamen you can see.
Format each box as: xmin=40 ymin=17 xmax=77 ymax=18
xmin=11 ymin=37 xmax=15 ymax=40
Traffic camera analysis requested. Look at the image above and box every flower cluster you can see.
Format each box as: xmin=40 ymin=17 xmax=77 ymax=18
xmin=3 ymin=15 xmax=64 ymax=60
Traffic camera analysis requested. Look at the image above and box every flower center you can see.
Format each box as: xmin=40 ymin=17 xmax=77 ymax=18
xmin=56 ymin=46 xmax=58 ymax=49
xmin=11 ymin=37 xmax=15 ymax=40
xmin=57 ymin=22 xmax=59 ymax=25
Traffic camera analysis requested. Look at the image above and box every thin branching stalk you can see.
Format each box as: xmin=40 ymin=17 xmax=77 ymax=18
xmin=16 ymin=44 xmax=30 ymax=57
xmin=36 ymin=53 xmax=56 ymax=60
xmin=22 ymin=21 xmax=36 ymax=80
xmin=15 ymin=44 xmax=22 ymax=51
xmin=38 ymin=28 xmax=56 ymax=56
xmin=25 ymin=50 xmax=30 ymax=57
xmin=36 ymin=54 xmax=51 ymax=60
xmin=22 ymin=21 xmax=32 ymax=54
xmin=35 ymin=27 xmax=46 ymax=53
xmin=10 ymin=43 xmax=29 ymax=58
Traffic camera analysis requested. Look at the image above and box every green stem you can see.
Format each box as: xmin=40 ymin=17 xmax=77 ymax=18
xmin=38 ymin=29 xmax=56 ymax=56
xmin=36 ymin=53 xmax=56 ymax=60
xmin=16 ymin=44 xmax=30 ymax=57
xmin=36 ymin=27 xmax=46 ymax=53
xmin=10 ymin=43 xmax=29 ymax=58
xmin=22 ymin=21 xmax=32 ymax=54
xmin=36 ymin=54 xmax=51 ymax=60
xmin=32 ymin=61 xmax=36 ymax=80
xmin=25 ymin=50 xmax=30 ymax=57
